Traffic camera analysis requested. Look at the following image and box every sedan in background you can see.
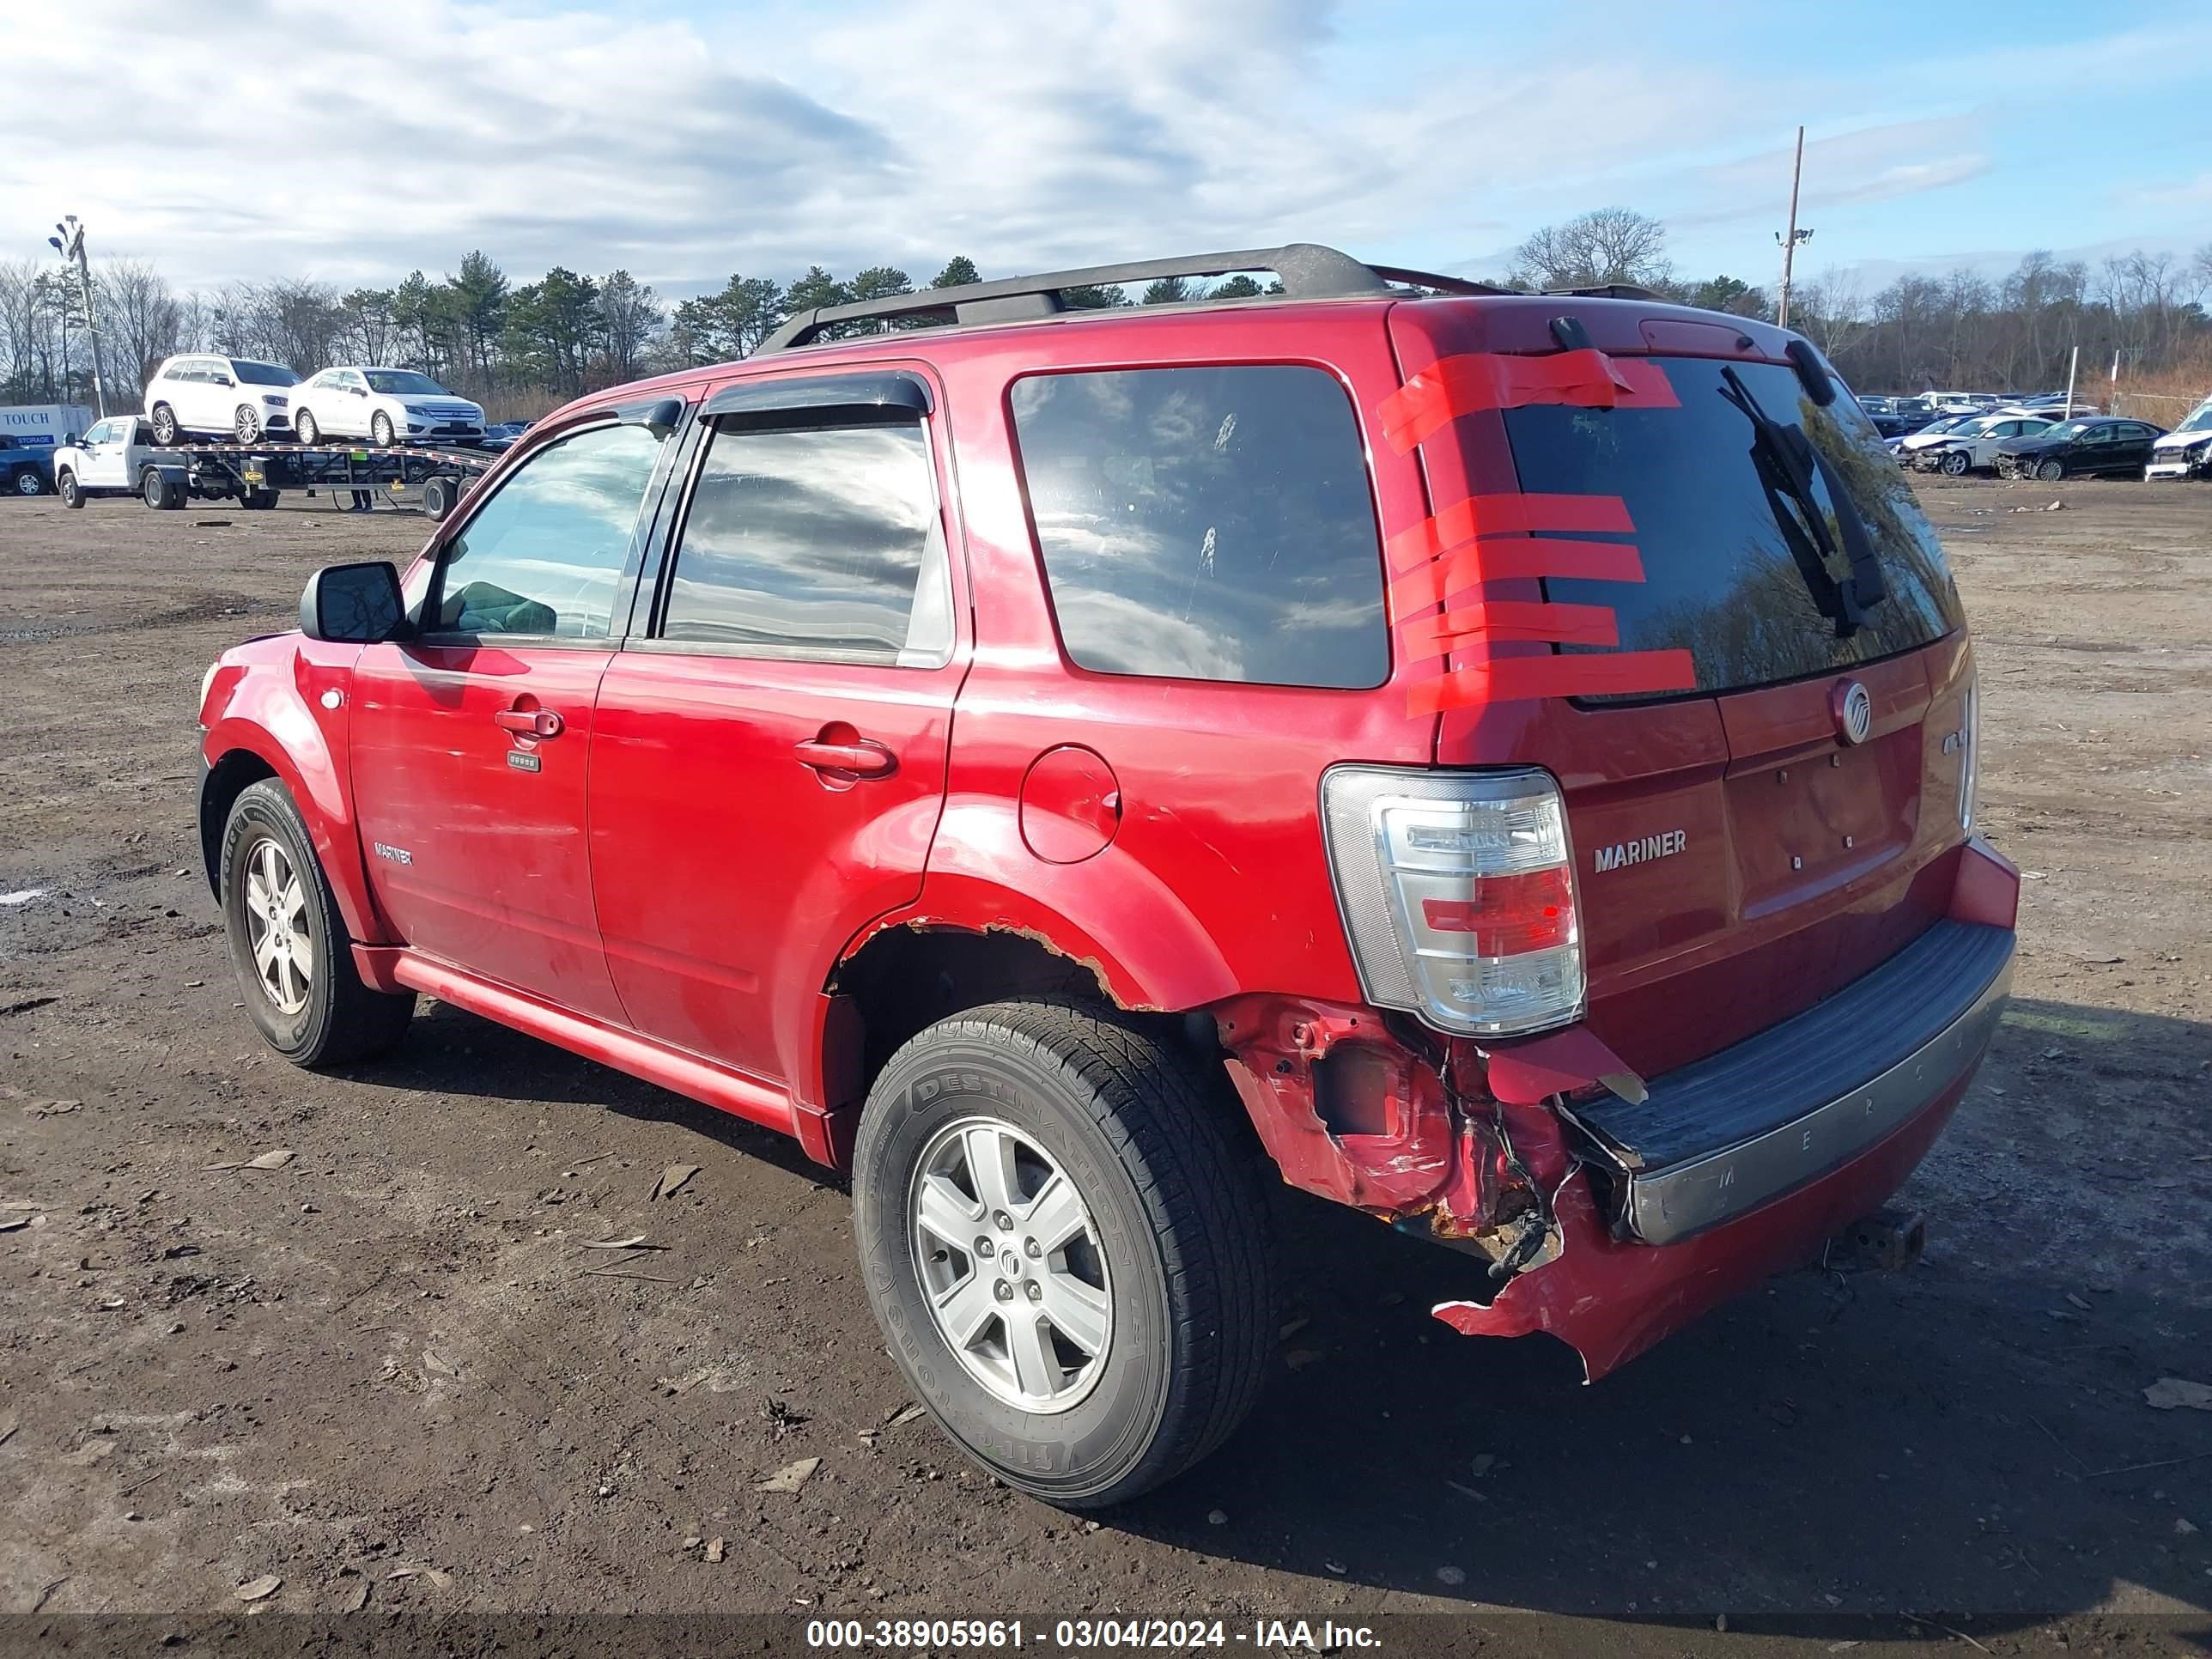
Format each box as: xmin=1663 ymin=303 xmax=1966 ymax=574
xmin=1888 ymin=413 xmax=1977 ymax=460
xmin=1911 ymin=414 xmax=2054 ymax=476
xmin=1994 ymin=418 xmax=2166 ymax=481
xmin=292 ymin=368 xmax=487 ymax=447
xmin=479 ymin=419 xmax=536 ymax=452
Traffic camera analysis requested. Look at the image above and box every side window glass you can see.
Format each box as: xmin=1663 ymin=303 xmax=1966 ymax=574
xmin=657 ymin=418 xmax=951 ymax=666
xmin=429 ymin=422 xmax=665 ymax=640
xmin=1009 ymin=365 xmax=1389 ymax=689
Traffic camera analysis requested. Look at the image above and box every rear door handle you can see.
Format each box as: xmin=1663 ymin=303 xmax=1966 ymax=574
xmin=494 ymin=707 xmax=564 ymax=739
xmin=793 ymin=738 xmax=896 ymax=779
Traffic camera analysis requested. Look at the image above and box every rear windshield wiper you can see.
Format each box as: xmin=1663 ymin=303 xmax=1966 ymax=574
xmin=1718 ymin=367 xmax=1887 ymax=636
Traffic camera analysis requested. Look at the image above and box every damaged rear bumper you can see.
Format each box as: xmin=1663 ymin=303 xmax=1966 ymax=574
xmin=1435 ymin=852 xmax=2017 ymax=1379
xmin=1433 ymin=1064 xmax=1979 ymax=1378
xmin=1218 ymin=837 xmax=2021 ymax=1382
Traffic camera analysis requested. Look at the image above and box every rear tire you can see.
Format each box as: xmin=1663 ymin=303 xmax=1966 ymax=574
xmin=422 ymin=475 xmax=458 ymax=520
xmin=852 ymin=1000 xmax=1276 ymax=1510
xmin=142 ymin=469 xmax=179 ymax=510
xmin=2036 ymin=458 xmax=2065 ymax=482
xmin=13 ymin=467 xmax=44 ymax=496
xmin=219 ymin=779 xmax=414 ymax=1067
xmin=149 ymin=404 xmax=179 ymax=446
xmin=295 ymin=408 xmax=320 ymax=445
xmin=58 ymin=470 xmax=83 ymax=509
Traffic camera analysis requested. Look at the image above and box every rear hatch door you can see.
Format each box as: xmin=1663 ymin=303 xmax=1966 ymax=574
xmin=1388 ymin=301 xmax=1975 ymax=1075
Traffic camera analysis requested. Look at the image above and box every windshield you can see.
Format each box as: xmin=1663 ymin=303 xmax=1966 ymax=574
xmin=1502 ymin=356 xmax=1963 ymax=702
xmin=233 ymin=361 xmax=299 ymax=386
xmin=365 ymin=370 xmax=450 ymax=397
xmin=2173 ymin=398 xmax=2212 ymax=436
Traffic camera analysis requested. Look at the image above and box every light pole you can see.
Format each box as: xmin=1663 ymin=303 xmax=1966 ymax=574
xmin=46 ymin=215 xmax=108 ymax=419
xmin=1774 ymin=125 xmax=1814 ymax=329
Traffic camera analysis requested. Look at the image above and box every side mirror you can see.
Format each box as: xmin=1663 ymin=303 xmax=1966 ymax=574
xmin=351 ymin=386 xmax=368 ymax=398
xmin=300 ymin=561 xmax=406 ymax=644
xmin=212 ymin=374 xmax=234 ymax=387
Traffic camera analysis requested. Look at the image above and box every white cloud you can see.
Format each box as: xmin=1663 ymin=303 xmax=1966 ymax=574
xmin=0 ymin=0 xmax=2202 ymax=295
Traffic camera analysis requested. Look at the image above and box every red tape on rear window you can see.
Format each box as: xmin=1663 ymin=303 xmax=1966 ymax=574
xmin=1385 ymin=492 xmax=1634 ymax=575
xmin=1390 ymin=537 xmax=1646 ymax=612
xmin=1405 ymin=649 xmax=1697 ymax=717
xmin=1380 ymin=351 xmax=1679 ymax=453
xmin=1401 ymin=602 xmax=1620 ymax=661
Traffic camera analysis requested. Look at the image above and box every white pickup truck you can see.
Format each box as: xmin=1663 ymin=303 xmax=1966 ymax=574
xmin=52 ymin=416 xmax=191 ymax=508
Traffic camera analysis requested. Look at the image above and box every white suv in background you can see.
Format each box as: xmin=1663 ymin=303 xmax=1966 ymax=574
xmin=292 ymin=367 xmax=487 ymax=447
xmin=144 ymin=356 xmax=301 ymax=444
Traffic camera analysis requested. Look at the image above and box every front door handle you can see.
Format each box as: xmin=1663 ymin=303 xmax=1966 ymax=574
xmin=495 ymin=707 xmax=564 ymax=739
xmin=793 ymin=738 xmax=896 ymax=779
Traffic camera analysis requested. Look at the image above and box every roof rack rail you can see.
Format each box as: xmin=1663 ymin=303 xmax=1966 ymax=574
xmin=1543 ymin=283 xmax=1663 ymax=301
xmin=757 ymin=243 xmax=1508 ymax=352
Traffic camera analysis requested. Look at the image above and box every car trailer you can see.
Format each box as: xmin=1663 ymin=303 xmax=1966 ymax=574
xmin=139 ymin=441 xmax=492 ymax=521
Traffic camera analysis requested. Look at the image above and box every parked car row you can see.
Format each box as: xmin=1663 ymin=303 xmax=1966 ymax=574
xmin=1875 ymin=397 xmax=2197 ymax=482
xmin=1859 ymin=391 xmax=2096 ymax=441
xmin=140 ymin=356 xmax=491 ymax=448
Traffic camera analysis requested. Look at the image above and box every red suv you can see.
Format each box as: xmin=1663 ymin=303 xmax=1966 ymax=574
xmin=197 ymin=245 xmax=2017 ymax=1508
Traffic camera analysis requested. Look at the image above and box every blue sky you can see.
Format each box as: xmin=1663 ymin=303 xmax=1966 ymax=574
xmin=5 ymin=0 xmax=2208 ymax=297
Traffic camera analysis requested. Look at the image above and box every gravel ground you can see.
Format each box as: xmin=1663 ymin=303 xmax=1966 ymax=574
xmin=0 ymin=477 xmax=2207 ymax=1655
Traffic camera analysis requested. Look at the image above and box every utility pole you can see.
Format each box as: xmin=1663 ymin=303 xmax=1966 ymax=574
xmin=46 ymin=216 xmax=108 ymax=419
xmin=1775 ymin=126 xmax=1813 ymax=328
xmin=2063 ymin=345 xmax=2079 ymax=420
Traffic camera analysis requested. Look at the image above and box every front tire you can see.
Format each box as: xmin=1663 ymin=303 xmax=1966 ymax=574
xmin=1941 ymin=449 xmax=1971 ymax=477
xmin=220 ymin=779 xmax=414 ymax=1067
xmin=234 ymin=405 xmax=263 ymax=444
xmin=2037 ymin=458 xmax=2066 ymax=482
xmin=371 ymin=411 xmax=396 ymax=447
xmin=853 ymin=1000 xmax=1276 ymax=1510
xmin=58 ymin=470 xmax=83 ymax=509
xmin=149 ymin=404 xmax=179 ymax=445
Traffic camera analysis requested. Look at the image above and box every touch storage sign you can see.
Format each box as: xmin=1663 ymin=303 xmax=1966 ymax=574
xmin=0 ymin=404 xmax=95 ymax=447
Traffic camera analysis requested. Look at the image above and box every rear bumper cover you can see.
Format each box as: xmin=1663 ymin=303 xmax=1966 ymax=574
xmin=1571 ymin=919 xmax=2013 ymax=1245
xmin=1436 ymin=838 xmax=2018 ymax=1379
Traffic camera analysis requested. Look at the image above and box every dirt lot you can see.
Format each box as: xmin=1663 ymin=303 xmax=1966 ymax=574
xmin=1 ymin=476 xmax=2208 ymax=1653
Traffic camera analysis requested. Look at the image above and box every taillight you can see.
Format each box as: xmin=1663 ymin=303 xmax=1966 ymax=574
xmin=1321 ymin=765 xmax=1585 ymax=1037
xmin=1960 ymin=673 xmax=1979 ymax=831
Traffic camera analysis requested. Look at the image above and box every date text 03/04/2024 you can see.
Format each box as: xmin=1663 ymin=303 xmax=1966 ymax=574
xmin=803 ymin=1618 xmax=1384 ymax=1650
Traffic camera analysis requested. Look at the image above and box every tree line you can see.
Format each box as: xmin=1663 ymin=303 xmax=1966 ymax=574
xmin=4 ymin=211 xmax=2209 ymax=420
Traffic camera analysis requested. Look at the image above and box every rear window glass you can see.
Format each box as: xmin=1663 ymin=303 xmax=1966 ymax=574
xmin=1504 ymin=357 xmax=1963 ymax=701
xmin=1010 ymin=365 xmax=1389 ymax=690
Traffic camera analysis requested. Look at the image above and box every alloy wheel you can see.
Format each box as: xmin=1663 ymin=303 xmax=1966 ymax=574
xmin=909 ymin=1115 xmax=1113 ymax=1413
xmin=242 ymin=836 xmax=313 ymax=1016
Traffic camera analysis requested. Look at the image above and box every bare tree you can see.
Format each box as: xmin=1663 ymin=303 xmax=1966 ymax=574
xmin=1510 ymin=208 xmax=1671 ymax=290
xmin=0 ymin=258 xmax=45 ymax=398
xmin=95 ymin=258 xmax=184 ymax=398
